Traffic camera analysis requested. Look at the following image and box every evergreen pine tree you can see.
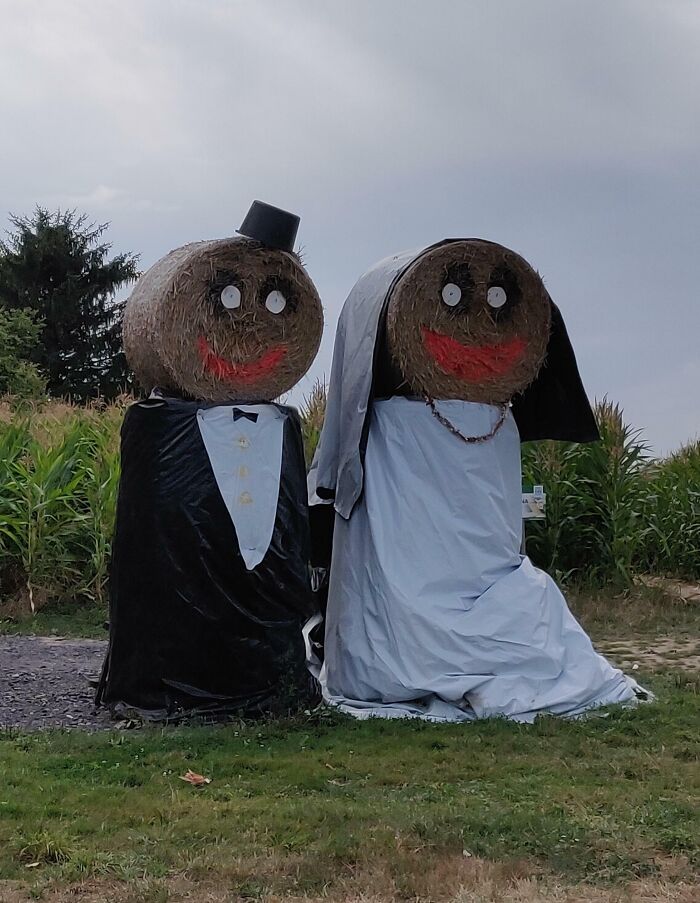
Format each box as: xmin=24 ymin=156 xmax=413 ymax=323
xmin=0 ymin=207 xmax=139 ymax=400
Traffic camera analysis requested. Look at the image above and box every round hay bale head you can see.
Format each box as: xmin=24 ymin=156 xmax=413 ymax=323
xmin=123 ymin=243 xmax=201 ymax=393
xmin=124 ymin=237 xmax=323 ymax=402
xmin=386 ymin=240 xmax=551 ymax=403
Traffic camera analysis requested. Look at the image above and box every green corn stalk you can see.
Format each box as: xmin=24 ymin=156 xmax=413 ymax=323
xmin=299 ymin=379 xmax=327 ymax=468
xmin=637 ymin=440 xmax=700 ymax=581
xmin=76 ymin=418 xmax=121 ymax=602
xmin=522 ymin=399 xmax=649 ymax=588
xmin=8 ymin=426 xmax=91 ymax=612
xmin=0 ymin=392 xmax=696 ymax=616
xmin=0 ymin=420 xmax=33 ymax=598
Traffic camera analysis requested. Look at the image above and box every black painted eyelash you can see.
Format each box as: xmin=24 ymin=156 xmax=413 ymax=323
xmin=487 ymin=266 xmax=522 ymax=321
xmin=258 ymin=277 xmax=298 ymax=312
xmin=440 ymin=263 xmax=475 ymax=313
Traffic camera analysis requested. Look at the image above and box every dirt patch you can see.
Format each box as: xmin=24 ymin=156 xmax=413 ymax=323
xmin=639 ymin=576 xmax=700 ymax=603
xmin=0 ymin=635 xmax=111 ymax=731
xmin=598 ymin=634 xmax=700 ymax=674
xmin=0 ymin=871 xmax=698 ymax=902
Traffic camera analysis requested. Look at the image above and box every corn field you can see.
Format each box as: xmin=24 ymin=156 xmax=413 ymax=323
xmin=0 ymin=394 xmax=697 ymax=616
xmin=0 ymin=401 xmax=124 ymax=614
xmin=522 ymin=399 xmax=699 ymax=588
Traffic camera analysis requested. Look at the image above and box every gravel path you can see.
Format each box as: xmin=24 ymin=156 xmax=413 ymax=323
xmin=0 ymin=635 xmax=113 ymax=731
xmin=1 ymin=628 xmax=696 ymax=733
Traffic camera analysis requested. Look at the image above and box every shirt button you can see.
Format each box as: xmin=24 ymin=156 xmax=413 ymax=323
xmin=239 ymin=491 xmax=253 ymax=505
xmin=237 ymin=436 xmax=250 ymax=449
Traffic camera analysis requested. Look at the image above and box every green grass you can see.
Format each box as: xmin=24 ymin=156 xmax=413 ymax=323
xmin=4 ymin=583 xmax=697 ymax=645
xmin=1 ymin=678 xmax=698 ymax=897
xmin=0 ymin=598 xmax=107 ymax=639
xmin=568 ymin=584 xmax=700 ymax=642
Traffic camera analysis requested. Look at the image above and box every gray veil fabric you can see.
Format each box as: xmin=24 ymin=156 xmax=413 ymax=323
xmin=309 ymin=244 xmax=433 ymax=518
xmin=309 ymin=239 xmax=599 ymax=520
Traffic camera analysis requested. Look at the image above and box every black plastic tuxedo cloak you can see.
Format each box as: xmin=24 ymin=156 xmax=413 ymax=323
xmin=96 ymin=396 xmax=315 ymax=720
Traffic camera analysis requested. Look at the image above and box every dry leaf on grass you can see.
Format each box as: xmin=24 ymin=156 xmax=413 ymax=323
xmin=179 ymin=769 xmax=211 ymax=786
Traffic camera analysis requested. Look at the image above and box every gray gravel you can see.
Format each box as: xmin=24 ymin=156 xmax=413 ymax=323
xmin=0 ymin=635 xmax=114 ymax=731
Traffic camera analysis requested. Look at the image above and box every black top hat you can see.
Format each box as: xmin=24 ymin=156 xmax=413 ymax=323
xmin=237 ymin=200 xmax=300 ymax=252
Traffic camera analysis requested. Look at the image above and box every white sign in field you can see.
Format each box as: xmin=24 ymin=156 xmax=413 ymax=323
xmin=522 ymin=484 xmax=546 ymax=520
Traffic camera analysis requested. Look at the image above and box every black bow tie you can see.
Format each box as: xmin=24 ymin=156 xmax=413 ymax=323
xmin=233 ymin=409 xmax=259 ymax=423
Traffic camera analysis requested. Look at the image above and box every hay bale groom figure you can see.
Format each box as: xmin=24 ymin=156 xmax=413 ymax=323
xmin=97 ymin=202 xmax=323 ymax=720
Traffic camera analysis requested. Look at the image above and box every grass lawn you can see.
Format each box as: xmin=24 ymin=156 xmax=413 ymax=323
xmin=0 ymin=599 xmax=107 ymax=640
xmin=1 ymin=586 xmax=698 ymax=901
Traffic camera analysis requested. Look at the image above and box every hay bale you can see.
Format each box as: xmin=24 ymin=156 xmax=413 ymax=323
xmin=122 ymin=243 xmax=197 ymax=394
xmin=386 ymin=240 xmax=551 ymax=403
xmin=123 ymin=237 xmax=323 ymax=402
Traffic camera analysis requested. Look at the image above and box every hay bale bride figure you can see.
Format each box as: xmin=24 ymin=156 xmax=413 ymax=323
xmin=309 ymin=238 xmax=647 ymax=722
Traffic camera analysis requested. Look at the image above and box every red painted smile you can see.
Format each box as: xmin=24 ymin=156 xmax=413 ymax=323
xmin=197 ymin=337 xmax=287 ymax=383
xmin=421 ymin=327 xmax=526 ymax=382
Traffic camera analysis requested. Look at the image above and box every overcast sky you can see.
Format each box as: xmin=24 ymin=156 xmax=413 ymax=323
xmin=1 ymin=0 xmax=698 ymax=454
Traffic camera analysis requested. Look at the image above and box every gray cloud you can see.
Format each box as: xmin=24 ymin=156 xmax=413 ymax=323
xmin=1 ymin=0 xmax=698 ymax=453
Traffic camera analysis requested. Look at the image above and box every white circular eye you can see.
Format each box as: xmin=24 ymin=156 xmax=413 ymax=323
xmin=487 ymin=286 xmax=507 ymax=309
xmin=441 ymin=283 xmax=462 ymax=306
xmin=265 ymin=290 xmax=287 ymax=314
xmin=220 ymin=285 xmax=241 ymax=309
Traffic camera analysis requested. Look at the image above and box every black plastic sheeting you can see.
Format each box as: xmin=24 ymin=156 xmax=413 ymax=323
xmin=96 ymin=397 xmax=317 ymax=721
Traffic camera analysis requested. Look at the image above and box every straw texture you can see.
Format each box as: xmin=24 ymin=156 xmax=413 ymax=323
xmin=123 ymin=237 xmax=323 ymax=402
xmin=386 ymin=240 xmax=551 ymax=403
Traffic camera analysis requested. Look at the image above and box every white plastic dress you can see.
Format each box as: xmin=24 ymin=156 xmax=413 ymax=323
xmin=316 ymin=397 xmax=645 ymax=722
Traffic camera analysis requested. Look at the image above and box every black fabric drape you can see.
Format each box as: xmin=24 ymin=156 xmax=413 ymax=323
xmin=96 ymin=397 xmax=316 ymax=721
xmin=511 ymin=301 xmax=600 ymax=443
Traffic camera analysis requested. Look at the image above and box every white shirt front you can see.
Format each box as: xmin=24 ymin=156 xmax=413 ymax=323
xmin=196 ymin=405 xmax=285 ymax=571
